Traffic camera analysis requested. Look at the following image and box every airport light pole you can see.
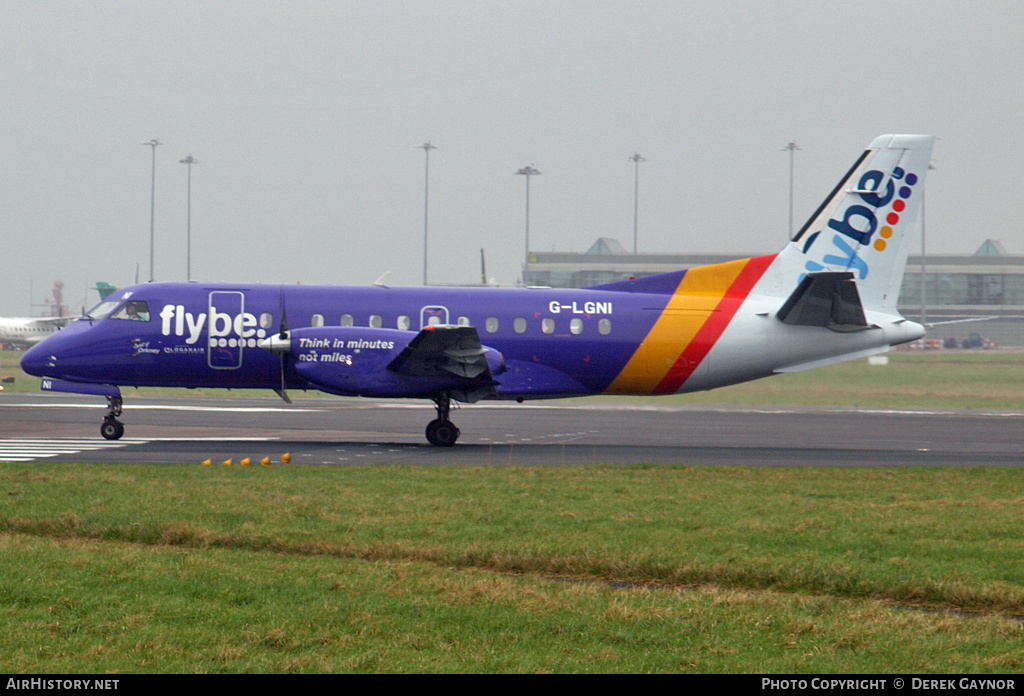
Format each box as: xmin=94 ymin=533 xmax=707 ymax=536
xmin=516 ymin=165 xmax=541 ymax=285
xmin=629 ymin=152 xmax=646 ymax=255
xmin=143 ymin=138 xmax=161 ymax=282
xmin=921 ymin=161 xmax=936 ymax=326
xmin=180 ymin=154 xmax=198 ymax=282
xmin=782 ymin=141 xmax=801 ymax=241
xmin=418 ymin=142 xmax=437 ymax=286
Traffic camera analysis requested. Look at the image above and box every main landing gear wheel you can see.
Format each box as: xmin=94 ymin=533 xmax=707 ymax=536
xmin=426 ymin=419 xmax=459 ymax=447
xmin=101 ymin=394 xmax=125 ymax=440
xmin=425 ymin=393 xmax=459 ymax=447
xmin=101 ymin=417 xmax=124 ymax=440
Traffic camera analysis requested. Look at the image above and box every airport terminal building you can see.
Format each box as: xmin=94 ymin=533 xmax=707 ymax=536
xmin=523 ymin=238 xmax=1024 ymax=347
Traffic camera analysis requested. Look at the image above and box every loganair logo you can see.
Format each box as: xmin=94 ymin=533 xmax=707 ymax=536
xmin=804 ymin=167 xmax=920 ymax=280
xmin=158 ymin=304 xmax=267 ymax=348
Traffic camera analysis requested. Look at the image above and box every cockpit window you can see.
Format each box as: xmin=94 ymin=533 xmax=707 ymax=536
xmin=109 ymin=300 xmax=151 ymax=322
xmin=84 ymin=299 xmax=122 ymax=321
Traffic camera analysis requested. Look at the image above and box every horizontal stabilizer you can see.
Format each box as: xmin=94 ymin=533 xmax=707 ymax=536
xmin=776 ymin=272 xmax=873 ymax=333
xmin=775 ymin=346 xmax=889 ymax=373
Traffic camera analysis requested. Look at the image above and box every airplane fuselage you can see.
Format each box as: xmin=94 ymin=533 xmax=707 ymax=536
xmin=21 ymin=256 xmax=922 ymax=400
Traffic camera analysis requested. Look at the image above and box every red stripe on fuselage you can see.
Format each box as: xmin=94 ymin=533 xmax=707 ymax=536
xmin=652 ymin=254 xmax=775 ymax=395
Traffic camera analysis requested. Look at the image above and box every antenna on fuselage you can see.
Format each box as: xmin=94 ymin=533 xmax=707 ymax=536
xmin=373 ymin=271 xmax=391 ymax=287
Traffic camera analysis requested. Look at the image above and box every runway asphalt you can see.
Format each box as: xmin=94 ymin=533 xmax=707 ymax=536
xmin=2 ymin=392 xmax=1023 ymax=467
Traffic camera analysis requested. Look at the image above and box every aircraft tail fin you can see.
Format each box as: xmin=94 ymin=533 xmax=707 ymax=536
xmin=95 ymin=282 xmax=117 ymax=300
xmin=775 ymin=134 xmax=934 ymax=311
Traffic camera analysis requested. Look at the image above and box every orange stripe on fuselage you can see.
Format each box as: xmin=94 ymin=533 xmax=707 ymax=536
xmin=604 ymin=255 xmax=776 ymax=395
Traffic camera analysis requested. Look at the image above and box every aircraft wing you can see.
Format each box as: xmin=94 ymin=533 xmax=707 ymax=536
xmin=261 ymin=324 xmax=505 ymax=403
xmin=35 ymin=316 xmax=74 ymax=327
xmin=387 ymin=325 xmax=499 ymax=381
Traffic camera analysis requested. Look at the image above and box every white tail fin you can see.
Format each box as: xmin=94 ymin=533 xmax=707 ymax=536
xmin=777 ymin=134 xmax=934 ymax=311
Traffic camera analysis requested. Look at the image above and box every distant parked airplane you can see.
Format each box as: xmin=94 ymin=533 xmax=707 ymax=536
xmin=0 ymin=316 xmax=70 ymax=347
xmin=1 ymin=282 xmax=117 ymax=348
xmin=22 ymin=135 xmax=933 ymax=445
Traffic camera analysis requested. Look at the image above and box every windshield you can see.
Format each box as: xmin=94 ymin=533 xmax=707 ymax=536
xmin=83 ymin=299 xmax=121 ymax=321
xmin=109 ymin=300 xmax=151 ymax=322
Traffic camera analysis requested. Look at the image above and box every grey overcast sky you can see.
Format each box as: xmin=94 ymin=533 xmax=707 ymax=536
xmin=2 ymin=0 xmax=1022 ymax=315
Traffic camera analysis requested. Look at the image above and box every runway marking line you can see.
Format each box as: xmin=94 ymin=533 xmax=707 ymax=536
xmin=0 ymin=404 xmax=317 ymax=413
xmin=0 ymin=437 xmax=280 ymax=463
xmin=0 ymin=438 xmax=148 ymax=463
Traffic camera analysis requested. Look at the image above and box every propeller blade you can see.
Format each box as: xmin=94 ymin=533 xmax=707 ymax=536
xmin=278 ymin=295 xmax=290 ymax=402
xmin=255 ymin=332 xmax=292 ymax=403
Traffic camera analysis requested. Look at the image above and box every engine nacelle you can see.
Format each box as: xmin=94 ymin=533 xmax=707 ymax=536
xmin=260 ymin=326 xmax=505 ymax=399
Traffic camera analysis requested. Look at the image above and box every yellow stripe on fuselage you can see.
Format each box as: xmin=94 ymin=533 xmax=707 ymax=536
xmin=604 ymin=258 xmax=755 ymax=395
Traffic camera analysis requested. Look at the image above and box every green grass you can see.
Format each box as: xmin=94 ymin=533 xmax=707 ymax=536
xmin=1 ymin=464 xmax=1023 ymax=673
xmin=4 ymin=348 xmax=1024 ymax=672
xmin=672 ymin=351 xmax=1024 ymax=410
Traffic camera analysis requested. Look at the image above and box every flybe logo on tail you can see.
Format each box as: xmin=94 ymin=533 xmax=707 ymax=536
xmin=805 ymin=167 xmax=920 ymax=280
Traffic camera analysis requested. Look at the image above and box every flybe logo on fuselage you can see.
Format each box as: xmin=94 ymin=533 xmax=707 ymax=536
xmin=158 ymin=304 xmax=267 ymax=347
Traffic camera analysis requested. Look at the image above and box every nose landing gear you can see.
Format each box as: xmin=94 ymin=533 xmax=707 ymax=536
xmin=101 ymin=395 xmax=125 ymax=440
xmin=425 ymin=393 xmax=459 ymax=447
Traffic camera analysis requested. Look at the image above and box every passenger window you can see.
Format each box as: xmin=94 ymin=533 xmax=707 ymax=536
xmin=514 ymin=317 xmax=527 ymax=334
xmin=340 ymin=314 xmax=354 ymax=327
xmin=485 ymin=317 xmax=499 ymax=333
xmin=427 ymin=315 xmax=442 ymax=327
xmin=369 ymin=314 xmax=383 ymax=328
xmin=570 ymin=318 xmax=583 ymax=335
xmin=542 ymin=318 xmax=555 ymax=334
xmin=311 ymin=313 xmax=324 ymax=327
xmin=457 ymin=316 xmax=471 ymax=327
xmin=397 ymin=315 xmax=411 ymax=330
xmin=110 ymin=300 xmax=151 ymax=322
xmin=260 ymin=312 xmax=274 ymax=330
xmin=599 ymin=318 xmax=611 ymax=335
